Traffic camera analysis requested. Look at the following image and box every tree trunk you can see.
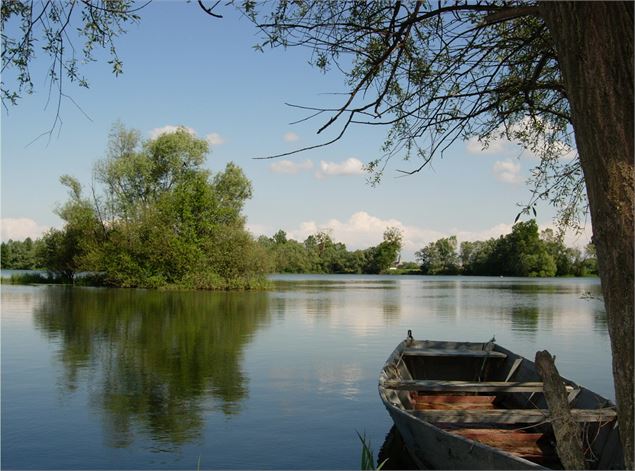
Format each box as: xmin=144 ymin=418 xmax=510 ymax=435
xmin=539 ymin=2 xmax=634 ymax=468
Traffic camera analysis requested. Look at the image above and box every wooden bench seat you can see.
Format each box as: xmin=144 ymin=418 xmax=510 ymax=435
xmin=415 ymin=394 xmax=496 ymax=411
xmin=413 ymin=408 xmax=617 ymax=424
xmin=383 ymin=379 xmax=574 ymax=393
xmin=445 ymin=428 xmax=555 ymax=462
xmin=403 ymin=348 xmax=507 ymax=358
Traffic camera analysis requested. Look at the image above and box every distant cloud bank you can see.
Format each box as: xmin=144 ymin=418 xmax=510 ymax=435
xmin=149 ymin=125 xmax=196 ymax=140
xmin=493 ymin=159 xmax=523 ymax=184
xmin=1 ymin=218 xmax=50 ymax=242
xmin=270 ymin=159 xmax=314 ymax=174
xmin=205 ymin=132 xmax=225 ymax=146
xmin=269 ymin=157 xmax=366 ymax=179
xmin=316 ymin=158 xmax=365 ymax=179
xmin=148 ymin=125 xmax=225 ymax=148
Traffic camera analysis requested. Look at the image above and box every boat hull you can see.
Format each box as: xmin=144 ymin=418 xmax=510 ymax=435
xmin=385 ymin=404 xmax=546 ymax=469
xmin=378 ymin=338 xmax=624 ymax=470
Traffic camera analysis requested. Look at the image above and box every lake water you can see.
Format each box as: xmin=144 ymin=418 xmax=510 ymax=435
xmin=1 ymin=274 xmax=612 ymax=469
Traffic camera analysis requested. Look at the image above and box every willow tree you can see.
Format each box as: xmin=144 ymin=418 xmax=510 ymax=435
xmin=239 ymin=1 xmax=633 ymax=465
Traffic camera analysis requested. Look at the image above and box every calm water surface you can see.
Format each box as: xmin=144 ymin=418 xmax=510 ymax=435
xmin=1 ymin=275 xmax=611 ymax=469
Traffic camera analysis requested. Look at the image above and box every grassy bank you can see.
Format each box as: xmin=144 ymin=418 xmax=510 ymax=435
xmin=2 ymin=271 xmax=272 ymax=291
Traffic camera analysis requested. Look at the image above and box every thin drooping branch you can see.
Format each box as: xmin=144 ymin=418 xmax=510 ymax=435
xmin=2 ymin=0 xmax=147 ymax=135
xmin=243 ymin=0 xmax=580 ymax=229
xmin=254 ymin=112 xmax=355 ymax=160
xmin=197 ymin=0 xmax=222 ymax=18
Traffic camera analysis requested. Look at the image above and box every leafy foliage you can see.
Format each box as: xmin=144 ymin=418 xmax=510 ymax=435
xmin=1 ymin=1 xmax=141 ymax=110
xmin=36 ymin=123 xmax=267 ymax=289
xmin=1 ymin=237 xmax=42 ymax=269
xmin=416 ymin=236 xmax=461 ymax=275
xmin=259 ymin=227 xmax=403 ymax=274
xmin=417 ymin=219 xmax=596 ymax=277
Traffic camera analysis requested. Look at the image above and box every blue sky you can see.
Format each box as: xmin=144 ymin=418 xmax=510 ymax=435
xmin=1 ymin=2 xmax=590 ymax=260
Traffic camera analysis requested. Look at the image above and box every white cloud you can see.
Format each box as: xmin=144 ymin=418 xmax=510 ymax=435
xmin=245 ymin=222 xmax=271 ymax=237
xmin=149 ymin=125 xmax=197 ymax=139
xmin=466 ymin=135 xmax=508 ymax=155
xmin=465 ymin=120 xmax=578 ymax=162
xmin=283 ymin=132 xmax=300 ymax=142
xmin=493 ymin=159 xmax=523 ymax=184
xmin=270 ymin=159 xmax=314 ymax=174
xmin=205 ymin=132 xmax=225 ymax=147
xmin=286 ymin=211 xmax=444 ymax=258
xmin=541 ymin=223 xmax=593 ymax=249
xmin=1 ymin=218 xmax=50 ymax=242
xmin=453 ymin=223 xmax=514 ymax=243
xmin=525 ymin=139 xmax=577 ymax=161
xmin=315 ymin=158 xmax=365 ymax=179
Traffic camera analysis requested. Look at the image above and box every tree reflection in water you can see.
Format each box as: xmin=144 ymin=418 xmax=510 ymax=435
xmin=33 ymin=286 xmax=270 ymax=449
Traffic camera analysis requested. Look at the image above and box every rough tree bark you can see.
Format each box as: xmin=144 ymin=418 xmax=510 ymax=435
xmin=539 ymin=2 xmax=634 ymax=468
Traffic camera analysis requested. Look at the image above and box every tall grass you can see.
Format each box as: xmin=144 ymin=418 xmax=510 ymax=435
xmin=2 ymin=272 xmax=109 ymax=286
xmin=358 ymin=431 xmax=388 ymax=470
xmin=4 ymin=273 xmax=62 ymax=284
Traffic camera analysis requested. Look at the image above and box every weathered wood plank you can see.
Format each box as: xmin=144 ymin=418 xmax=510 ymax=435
xmin=384 ymin=379 xmax=574 ymax=392
xmin=415 ymin=394 xmax=496 ymax=411
xmin=415 ymin=394 xmax=496 ymax=404
xmin=535 ymin=350 xmax=586 ymax=469
xmin=413 ymin=408 xmax=617 ymax=424
xmin=449 ymin=428 xmax=552 ymax=459
xmin=403 ymin=348 xmax=507 ymax=358
xmin=449 ymin=428 xmax=545 ymax=445
xmin=416 ymin=402 xmax=495 ymax=411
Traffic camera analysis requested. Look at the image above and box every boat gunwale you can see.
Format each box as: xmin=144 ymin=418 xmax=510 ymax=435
xmin=378 ymin=337 xmax=621 ymax=470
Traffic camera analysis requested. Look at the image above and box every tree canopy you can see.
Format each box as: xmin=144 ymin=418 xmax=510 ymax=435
xmin=416 ymin=220 xmax=597 ymax=277
xmin=37 ymin=124 xmax=268 ymax=289
xmin=258 ymin=226 xmax=403 ymax=274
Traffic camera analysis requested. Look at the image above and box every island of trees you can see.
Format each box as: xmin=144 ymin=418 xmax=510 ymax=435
xmin=3 ymin=124 xmax=269 ymax=289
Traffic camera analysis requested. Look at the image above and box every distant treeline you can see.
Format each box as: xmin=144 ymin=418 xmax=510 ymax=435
xmin=255 ymin=220 xmax=596 ymax=278
xmin=2 ymin=220 xmax=596 ymax=280
xmin=0 ymin=226 xmax=403 ymax=276
xmin=256 ymin=228 xmax=402 ymax=274
xmin=1 ymin=237 xmax=42 ymax=270
xmin=415 ymin=220 xmax=597 ymax=277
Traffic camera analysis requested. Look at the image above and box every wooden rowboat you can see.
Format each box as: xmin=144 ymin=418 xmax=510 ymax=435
xmin=378 ymin=332 xmax=624 ymax=469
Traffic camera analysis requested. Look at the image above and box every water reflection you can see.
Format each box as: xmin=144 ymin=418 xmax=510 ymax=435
xmin=271 ymin=275 xmax=400 ymax=292
xmin=509 ymin=306 xmax=540 ymax=337
xmin=32 ymin=287 xmax=270 ymax=449
xmin=2 ymin=276 xmax=611 ymax=468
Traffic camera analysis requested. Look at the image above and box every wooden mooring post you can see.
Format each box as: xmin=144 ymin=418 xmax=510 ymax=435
xmin=535 ymin=350 xmax=586 ymax=470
